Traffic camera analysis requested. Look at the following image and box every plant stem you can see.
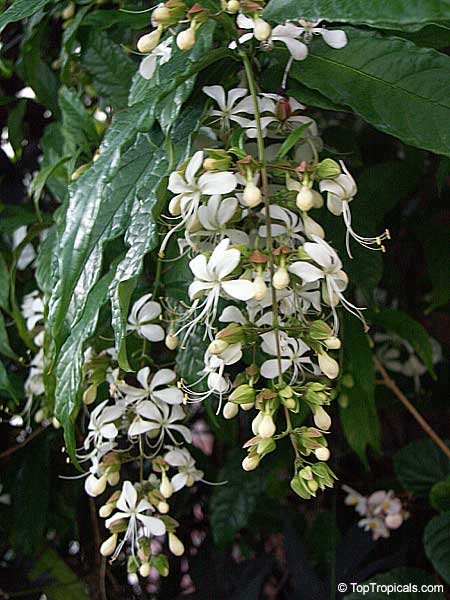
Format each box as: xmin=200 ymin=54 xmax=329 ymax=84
xmin=374 ymin=355 xmax=450 ymax=460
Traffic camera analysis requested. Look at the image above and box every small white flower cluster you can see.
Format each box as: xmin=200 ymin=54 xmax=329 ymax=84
xmin=343 ymin=485 xmax=409 ymax=540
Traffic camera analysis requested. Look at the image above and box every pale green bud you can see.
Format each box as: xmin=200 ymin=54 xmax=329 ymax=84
xmin=137 ymin=29 xmax=162 ymax=53
xmin=223 ymin=401 xmax=239 ymax=419
xmin=230 ymin=384 xmax=256 ymax=405
xmin=242 ymin=454 xmax=260 ymax=471
xmin=100 ymin=534 xmax=117 ymax=557
xmin=168 ymin=532 xmax=185 ymax=556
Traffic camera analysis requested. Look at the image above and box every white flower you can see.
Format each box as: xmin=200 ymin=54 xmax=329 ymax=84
xmin=258 ymin=204 xmax=304 ymax=243
xmin=358 ymin=516 xmax=390 ymax=540
xmin=260 ymin=331 xmax=312 ymax=380
xmin=202 ymin=86 xmax=255 ymax=129
xmin=106 ymin=481 xmax=166 ymax=558
xmin=12 ymin=226 xmax=36 ymax=270
xmin=117 ymin=366 xmax=183 ymax=405
xmin=83 ymin=400 xmax=123 ymax=450
xmin=195 ymin=194 xmax=249 ymax=246
xmin=296 ymin=20 xmax=348 ymax=49
xmin=21 ymin=290 xmax=44 ymax=331
xmin=127 ymin=293 xmax=165 ymax=342
xmin=245 ymin=94 xmax=317 ymax=139
xmin=128 ymin=402 xmax=192 ymax=447
xmin=342 ymin=485 xmax=367 ymax=516
xmin=139 ymin=38 xmax=172 ymax=80
xmin=164 ymin=446 xmax=204 ymax=491
xmin=369 ymin=490 xmax=402 ymax=516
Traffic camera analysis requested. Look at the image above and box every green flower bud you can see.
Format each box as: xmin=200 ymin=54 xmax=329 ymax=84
xmin=310 ymin=320 xmax=333 ymax=340
xmin=316 ymin=158 xmax=341 ymax=179
xmin=230 ymin=384 xmax=256 ymax=405
xmin=242 ymin=454 xmax=260 ymax=471
xmin=208 ymin=339 xmax=229 ymax=355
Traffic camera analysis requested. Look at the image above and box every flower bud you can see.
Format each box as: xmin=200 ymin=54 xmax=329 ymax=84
xmin=137 ymin=29 xmax=162 ymax=53
xmin=34 ymin=408 xmax=45 ymax=423
xmin=324 ymin=336 xmax=341 ymax=350
xmin=160 ymin=473 xmax=174 ymax=499
xmin=282 ymin=397 xmax=296 ymax=410
xmin=313 ymin=406 xmax=331 ymax=430
xmin=252 ymin=411 xmax=263 ymax=435
xmin=303 ymin=215 xmax=325 ymax=239
xmin=253 ymin=275 xmax=267 ymax=301
xmin=311 ymin=189 xmax=324 ymax=209
xmin=226 ymin=0 xmax=240 ymax=13
xmin=243 ymin=181 xmax=262 ymax=208
xmin=100 ymin=534 xmax=117 ymax=557
xmin=107 ymin=470 xmax=120 ymax=486
xmin=158 ymin=500 xmax=170 ymax=514
xmin=310 ymin=320 xmax=332 ymax=340
xmin=168 ymin=195 xmax=182 ymax=216
xmin=99 ymin=503 xmax=114 ymax=518
xmin=317 ymin=158 xmax=341 ymax=179
xmin=208 ymin=339 xmax=229 ymax=355
xmin=176 ymin=28 xmax=196 ymax=51
xmin=241 ymin=402 xmax=254 ymax=411
xmin=165 ymin=333 xmax=179 ymax=350
xmin=296 ymin=186 xmax=315 ymax=211
xmin=153 ymin=6 xmax=171 ymax=24
xmin=230 ymin=384 xmax=256 ymax=405
xmin=307 ymin=479 xmax=319 ymax=493
xmin=254 ymin=18 xmax=272 ymax=41
xmin=385 ymin=513 xmax=403 ymax=529
xmin=314 ymin=447 xmax=330 ymax=461
xmin=273 ymin=267 xmax=290 ymax=290
xmin=168 ymin=532 xmax=185 ymax=556
xmin=83 ymin=384 xmax=97 ymax=405
xmin=62 ymin=2 xmax=75 ymax=20
xmin=85 ymin=473 xmax=108 ymax=497
xmin=318 ymin=353 xmax=339 ymax=379
xmin=139 ymin=561 xmax=150 ymax=577
xmin=223 ymin=401 xmax=239 ymax=419
xmin=242 ymin=454 xmax=260 ymax=471
xmin=258 ymin=414 xmax=276 ymax=439
xmin=52 ymin=417 xmax=61 ymax=429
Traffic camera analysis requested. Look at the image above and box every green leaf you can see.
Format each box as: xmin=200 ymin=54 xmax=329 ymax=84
xmin=210 ymin=452 xmax=265 ymax=547
xmin=343 ymin=567 xmax=446 ymax=599
xmin=421 ymin=224 xmax=450 ymax=310
xmin=424 ymin=511 xmax=450 ymax=584
xmin=59 ymin=4 xmax=91 ymax=85
xmin=368 ymin=308 xmax=435 ymax=376
xmin=80 ymin=30 xmax=136 ymax=109
xmin=289 ymin=28 xmax=450 ymax=157
xmin=0 ymin=312 xmax=19 ymax=361
xmin=430 ymin=479 xmax=450 ymax=512
xmin=7 ymin=99 xmax=26 ymax=160
xmin=0 ymin=0 xmax=52 ymax=31
xmin=82 ymin=8 xmax=152 ymax=30
xmin=30 ymin=547 xmax=89 ymax=600
xmin=59 ymin=86 xmax=99 ymax=153
xmin=275 ymin=123 xmax=311 ymax=160
xmin=0 ymin=359 xmax=19 ymax=402
xmin=264 ymin=0 xmax=450 ymax=32
xmin=0 ymin=253 xmax=9 ymax=310
xmin=339 ymin=313 xmax=381 ymax=462
xmin=176 ymin=327 xmax=209 ymax=388
xmin=394 ymin=438 xmax=450 ymax=496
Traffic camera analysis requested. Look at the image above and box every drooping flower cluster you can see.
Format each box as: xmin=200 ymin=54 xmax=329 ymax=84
xmin=343 ymin=486 xmax=409 ymax=540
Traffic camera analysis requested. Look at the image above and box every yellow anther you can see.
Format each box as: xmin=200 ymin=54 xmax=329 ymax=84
xmin=376 ymin=236 xmax=381 ymax=245
xmin=381 ymin=245 xmax=386 ymax=253
xmin=385 ymin=229 xmax=391 ymax=240
xmin=183 ymin=393 xmax=189 ymax=405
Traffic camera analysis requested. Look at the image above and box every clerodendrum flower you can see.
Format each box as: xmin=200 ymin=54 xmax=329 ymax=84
xmin=117 ymin=366 xmax=183 ymax=405
xmin=261 ymin=331 xmax=312 ymax=380
xmin=202 ymin=86 xmax=255 ymax=129
xmin=139 ymin=38 xmax=172 ymax=80
xmin=106 ymin=481 xmax=166 ymax=559
xmin=164 ymin=446 xmax=204 ymax=491
xmin=83 ymin=400 xmax=123 ymax=450
xmin=128 ymin=402 xmax=192 ymax=447
xmin=296 ymin=20 xmax=348 ymax=49
xmin=127 ymin=294 xmax=165 ymax=342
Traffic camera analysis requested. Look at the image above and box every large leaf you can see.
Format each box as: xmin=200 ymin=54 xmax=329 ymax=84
xmin=394 ymin=438 xmax=450 ymax=496
xmin=30 ymin=547 xmax=89 ymax=600
xmin=424 ymin=511 xmax=450 ymax=584
xmin=339 ymin=313 xmax=381 ymax=462
xmin=0 ymin=312 xmax=19 ymax=361
xmin=289 ymin=28 xmax=450 ymax=157
xmin=344 ymin=567 xmax=446 ymax=599
xmin=59 ymin=86 xmax=99 ymax=154
xmin=264 ymin=0 xmax=450 ymax=32
xmin=0 ymin=0 xmax=52 ymax=31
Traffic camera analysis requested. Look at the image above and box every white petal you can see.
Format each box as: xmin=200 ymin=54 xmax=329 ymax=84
xmin=227 ymin=88 xmax=249 ymax=109
xmin=100 ymin=423 xmax=118 ymax=440
xmin=303 ymin=242 xmax=334 ymax=269
xmin=207 ymin=372 xmax=228 ymax=393
xmin=137 ymin=401 xmax=162 ymax=421
xmin=288 ymin=261 xmax=324 ymax=283
xmin=150 ymin=368 xmax=176 ymax=390
xmin=327 ymin=195 xmax=344 ymax=216
xmin=171 ymin=472 xmax=188 ymax=492
xmin=217 ymin=196 xmax=237 ymax=225
xmin=212 ymin=248 xmax=241 ymax=279
xmin=139 ymin=323 xmax=165 ymax=342
xmin=137 ymin=300 xmax=161 ymax=322
xmin=168 ymin=172 xmax=191 ymax=194
xmin=318 ymin=28 xmax=348 ymax=49
xmin=137 ymin=514 xmax=166 ymax=536
xmin=202 ymin=85 xmax=226 ymax=110
xmin=198 ymin=171 xmax=237 ymax=195
xmin=276 ymin=36 xmax=308 ymax=61
xmin=128 ymin=419 xmax=157 ymax=436
xmin=139 ymin=55 xmax=157 ymax=79
xmin=189 ymin=254 xmax=211 ymax=281
xmin=120 ymin=481 xmax=137 ymax=511
xmin=137 ymin=367 xmax=151 ymax=390
xmin=153 ymin=387 xmax=184 ymax=405
xmin=169 ymin=424 xmax=193 ymax=443
xmin=236 ymin=14 xmax=253 ymax=29
xmin=219 ymin=305 xmax=246 ymax=324
xmin=185 ymin=151 xmax=204 ymax=184
xmin=221 ymin=279 xmax=255 ymax=301
xmin=261 ymin=358 xmax=291 ymax=379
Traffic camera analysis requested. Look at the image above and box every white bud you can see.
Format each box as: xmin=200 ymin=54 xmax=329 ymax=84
xmin=168 ymin=195 xmax=182 ymax=216
xmin=153 ymin=6 xmax=170 ymax=24
xmin=176 ymin=28 xmax=196 ymax=51
xmin=311 ymin=189 xmax=324 ymax=208
xmin=107 ymin=470 xmax=120 ymax=486
xmin=258 ymin=414 xmax=276 ymax=439
xmin=325 ymin=336 xmax=341 ymax=350
xmin=99 ymin=504 xmax=114 ymax=518
xmin=313 ymin=406 xmax=332 ymax=430
xmin=85 ymin=474 xmax=108 ymax=497
xmin=165 ymin=333 xmax=179 ymax=350
xmin=137 ymin=29 xmax=161 ymax=53
xmin=240 ymin=402 xmax=254 ymax=411
xmin=315 ymin=447 xmax=330 ymax=461
xmin=318 ymin=353 xmax=339 ymax=379
xmin=272 ymin=267 xmax=290 ymax=290
xmin=243 ymin=181 xmax=262 ymax=208
xmin=158 ymin=500 xmax=170 ymax=514
xmin=242 ymin=454 xmax=260 ymax=471
xmin=307 ymin=479 xmax=319 ymax=492
xmin=160 ymin=474 xmax=174 ymax=499
xmin=168 ymin=532 xmax=185 ymax=556
xmin=139 ymin=562 xmax=150 ymax=577
xmin=254 ymin=18 xmax=272 ymax=41
xmin=34 ymin=408 xmax=45 ymax=423
xmin=223 ymin=402 xmax=239 ymax=420
xmin=253 ymin=275 xmax=267 ymax=301
xmin=252 ymin=411 xmax=264 ymax=435
xmin=52 ymin=417 xmax=61 ymax=429
xmin=304 ymin=215 xmax=325 ymax=239
xmin=385 ymin=513 xmax=403 ymax=529
xmin=83 ymin=384 xmax=97 ymax=405
xmin=100 ymin=534 xmax=117 ymax=557
xmin=208 ymin=339 xmax=229 ymax=355
xmin=296 ymin=186 xmax=315 ymax=211
xmin=227 ymin=0 xmax=240 ymax=12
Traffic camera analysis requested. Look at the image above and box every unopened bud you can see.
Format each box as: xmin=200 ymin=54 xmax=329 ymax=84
xmin=165 ymin=333 xmax=179 ymax=350
xmin=107 ymin=470 xmax=120 ymax=486
xmin=160 ymin=474 xmax=174 ymax=499
xmin=177 ymin=28 xmax=196 ymax=50
xmin=139 ymin=562 xmax=150 ymax=577
xmin=282 ymin=397 xmax=296 ymax=410
xmin=100 ymin=534 xmax=117 ymax=557
xmin=99 ymin=503 xmax=114 ymax=518
xmin=242 ymin=454 xmax=260 ymax=471
xmin=296 ymin=186 xmax=315 ymax=211
xmin=385 ymin=513 xmax=403 ymax=529
xmin=324 ymin=336 xmax=341 ymax=350
xmin=62 ymin=2 xmax=75 ymax=20
xmin=230 ymin=384 xmax=256 ymax=405
xmin=318 ymin=353 xmax=339 ymax=379
xmin=168 ymin=532 xmax=185 ymax=556
xmin=226 ymin=0 xmax=240 ymax=13
xmin=83 ymin=384 xmax=97 ymax=405
xmin=34 ymin=408 xmax=45 ymax=423
xmin=303 ymin=215 xmax=325 ymax=239
xmin=253 ymin=275 xmax=267 ymax=301
xmin=243 ymin=181 xmax=262 ymax=208
xmin=313 ymin=406 xmax=331 ymax=430
xmin=240 ymin=402 xmax=254 ymax=411
xmin=307 ymin=479 xmax=319 ymax=493
xmin=273 ymin=267 xmax=290 ymax=290
xmin=223 ymin=402 xmax=239 ymax=419
xmin=317 ymin=158 xmax=341 ymax=179
xmin=137 ymin=29 xmax=162 ymax=53
xmin=158 ymin=500 xmax=170 ymax=514
xmin=252 ymin=411 xmax=263 ymax=435
xmin=153 ymin=6 xmax=171 ymax=24
xmin=254 ymin=18 xmax=272 ymax=41
xmin=52 ymin=417 xmax=61 ymax=429
xmin=315 ymin=447 xmax=330 ymax=461
xmin=208 ymin=339 xmax=229 ymax=355
xmin=85 ymin=474 xmax=107 ymax=497
xmin=258 ymin=414 xmax=276 ymax=438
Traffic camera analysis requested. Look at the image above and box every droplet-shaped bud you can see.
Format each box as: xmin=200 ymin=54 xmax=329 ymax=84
xmin=107 ymin=470 xmax=120 ymax=487
xmin=252 ymin=411 xmax=263 ymax=435
xmin=318 ymin=353 xmax=339 ymax=379
xmin=324 ymin=336 xmax=341 ymax=350
xmin=226 ymin=0 xmax=240 ymax=13
xmin=243 ymin=181 xmax=262 ymax=208
xmin=230 ymin=384 xmax=256 ymax=405
xmin=139 ymin=561 xmax=151 ymax=577
xmin=158 ymin=500 xmax=170 ymax=514
xmin=296 ymin=186 xmax=315 ymax=211
xmin=273 ymin=267 xmax=290 ymax=290
xmin=313 ymin=406 xmax=332 ymax=430
xmin=307 ymin=479 xmax=319 ymax=493
xmin=242 ymin=454 xmax=260 ymax=471
xmin=258 ymin=414 xmax=276 ymax=439
xmin=314 ymin=447 xmax=330 ymax=461
xmin=240 ymin=402 xmax=254 ymax=411
xmin=83 ymin=384 xmax=97 ymax=405
xmin=85 ymin=473 xmax=108 ymax=497
xmin=165 ymin=333 xmax=179 ymax=350
xmin=177 ymin=28 xmax=196 ymax=51
xmin=137 ymin=29 xmax=162 ymax=53
xmin=62 ymin=2 xmax=75 ymax=20
xmin=223 ymin=401 xmax=239 ymax=420
xmin=385 ymin=513 xmax=403 ymax=529
xmin=253 ymin=274 xmax=267 ymax=301
xmin=303 ymin=214 xmax=325 ymax=239
xmin=168 ymin=532 xmax=185 ymax=556
xmin=153 ymin=6 xmax=171 ymax=24
xmin=160 ymin=473 xmax=174 ymax=499
xmin=100 ymin=534 xmax=117 ymax=557
xmin=254 ymin=18 xmax=272 ymax=41
xmin=34 ymin=408 xmax=45 ymax=423
xmin=208 ymin=339 xmax=229 ymax=355
xmin=52 ymin=417 xmax=61 ymax=429
xmin=99 ymin=503 xmax=114 ymax=518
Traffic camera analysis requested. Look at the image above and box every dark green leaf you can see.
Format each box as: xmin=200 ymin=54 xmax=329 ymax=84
xmin=265 ymin=0 xmax=450 ymax=32
xmin=424 ymin=511 xmax=450 ymax=584
xmin=0 ymin=0 xmax=52 ymax=31
xmin=0 ymin=253 xmax=9 ymax=310
xmin=59 ymin=4 xmax=91 ymax=84
xmin=59 ymin=86 xmax=99 ymax=153
xmin=394 ymin=438 xmax=450 ymax=496
xmin=30 ymin=547 xmax=90 ymax=600
xmin=421 ymin=224 xmax=450 ymax=310
xmin=0 ymin=359 xmax=19 ymax=402
xmin=7 ymin=99 xmax=26 ymax=160
xmin=344 ymin=567 xmax=446 ymax=599
xmin=275 ymin=123 xmax=311 ymax=160
xmin=0 ymin=312 xmax=19 ymax=360
xmin=290 ymin=28 xmax=450 ymax=157
xmin=430 ymin=479 xmax=450 ymax=512
xmin=339 ymin=313 xmax=381 ymax=462
xmin=176 ymin=327 xmax=209 ymax=388
xmin=82 ymin=8 xmax=152 ymax=30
